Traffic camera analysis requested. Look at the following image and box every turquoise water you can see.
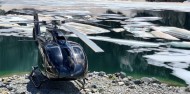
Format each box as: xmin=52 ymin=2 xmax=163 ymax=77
xmin=0 ymin=36 xmax=38 ymax=76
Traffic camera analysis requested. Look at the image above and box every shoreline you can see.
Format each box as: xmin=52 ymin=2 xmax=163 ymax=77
xmin=0 ymin=72 xmax=190 ymax=94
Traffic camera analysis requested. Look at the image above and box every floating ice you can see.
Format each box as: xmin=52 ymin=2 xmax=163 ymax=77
xmin=169 ymin=41 xmax=190 ymax=49
xmin=152 ymin=26 xmax=190 ymax=40
xmin=127 ymin=47 xmax=165 ymax=53
xmin=97 ymin=15 xmax=129 ymax=20
xmin=65 ymin=22 xmax=110 ymax=34
xmin=150 ymin=31 xmax=179 ymax=41
xmin=123 ymin=22 xmax=155 ymax=27
xmin=146 ymin=59 xmax=171 ymax=69
xmin=0 ymin=16 xmax=29 ymax=22
xmin=146 ymin=58 xmax=190 ymax=85
xmin=88 ymin=36 xmax=160 ymax=47
xmin=172 ymin=68 xmax=190 ymax=85
xmin=168 ymin=48 xmax=190 ymax=55
xmin=123 ymin=26 xmax=155 ymax=38
xmin=125 ymin=17 xmax=161 ymax=22
xmin=144 ymin=52 xmax=190 ymax=62
xmin=69 ymin=35 xmax=160 ymax=47
xmin=111 ymin=28 xmax=125 ymax=32
xmin=168 ymin=62 xmax=189 ymax=69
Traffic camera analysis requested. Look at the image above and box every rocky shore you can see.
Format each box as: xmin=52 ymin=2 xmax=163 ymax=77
xmin=0 ymin=72 xmax=190 ymax=94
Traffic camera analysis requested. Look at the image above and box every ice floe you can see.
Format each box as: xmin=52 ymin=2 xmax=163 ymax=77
xmin=145 ymin=58 xmax=190 ymax=85
xmin=88 ymin=36 xmax=160 ymax=47
xmin=172 ymin=68 xmax=190 ymax=85
xmin=144 ymin=47 xmax=190 ymax=85
xmin=123 ymin=26 xmax=155 ymax=38
xmin=125 ymin=17 xmax=161 ymax=22
xmin=150 ymin=30 xmax=179 ymax=41
xmin=111 ymin=28 xmax=125 ymax=32
xmin=123 ymin=22 xmax=155 ymax=27
xmin=152 ymin=26 xmax=190 ymax=40
xmin=144 ymin=52 xmax=190 ymax=62
xmin=65 ymin=22 xmax=110 ymax=34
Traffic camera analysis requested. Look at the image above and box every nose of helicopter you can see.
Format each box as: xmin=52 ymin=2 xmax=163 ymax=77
xmin=58 ymin=63 xmax=87 ymax=79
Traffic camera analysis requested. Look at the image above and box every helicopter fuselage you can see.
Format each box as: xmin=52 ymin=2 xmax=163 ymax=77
xmin=36 ymin=25 xmax=88 ymax=80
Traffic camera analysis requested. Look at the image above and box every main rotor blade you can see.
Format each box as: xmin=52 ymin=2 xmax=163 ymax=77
xmin=0 ymin=20 xmax=47 ymax=25
xmin=60 ymin=25 xmax=104 ymax=53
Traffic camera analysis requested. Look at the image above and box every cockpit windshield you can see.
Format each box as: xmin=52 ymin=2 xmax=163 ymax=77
xmin=73 ymin=46 xmax=85 ymax=64
xmin=56 ymin=31 xmax=66 ymax=44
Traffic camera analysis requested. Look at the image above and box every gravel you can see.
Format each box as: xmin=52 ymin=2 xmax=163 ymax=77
xmin=0 ymin=72 xmax=189 ymax=94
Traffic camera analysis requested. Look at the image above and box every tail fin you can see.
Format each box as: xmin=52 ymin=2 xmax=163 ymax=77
xmin=33 ymin=12 xmax=40 ymax=40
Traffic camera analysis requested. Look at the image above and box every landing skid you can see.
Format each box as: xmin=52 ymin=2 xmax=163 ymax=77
xmin=29 ymin=66 xmax=87 ymax=89
xmin=29 ymin=66 xmax=47 ymax=88
xmin=75 ymin=78 xmax=86 ymax=90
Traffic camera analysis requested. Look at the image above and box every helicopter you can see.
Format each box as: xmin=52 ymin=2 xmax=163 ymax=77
xmin=31 ymin=13 xmax=105 ymax=88
xmin=1 ymin=13 xmax=104 ymax=88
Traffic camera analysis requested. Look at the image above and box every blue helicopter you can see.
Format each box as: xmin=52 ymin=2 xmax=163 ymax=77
xmin=18 ymin=13 xmax=104 ymax=88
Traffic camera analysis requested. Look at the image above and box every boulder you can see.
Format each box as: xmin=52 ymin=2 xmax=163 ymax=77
xmin=151 ymin=77 xmax=161 ymax=84
xmin=98 ymin=71 xmax=106 ymax=77
xmin=118 ymin=82 xmax=125 ymax=86
xmin=185 ymin=86 xmax=190 ymax=92
xmin=140 ymin=77 xmax=152 ymax=83
xmin=119 ymin=72 xmax=127 ymax=79
xmin=128 ymin=85 xmax=136 ymax=89
xmin=133 ymin=79 xmax=143 ymax=85
xmin=127 ymin=76 xmax=133 ymax=81
xmin=114 ymin=72 xmax=126 ymax=78
xmin=90 ymin=84 xmax=98 ymax=88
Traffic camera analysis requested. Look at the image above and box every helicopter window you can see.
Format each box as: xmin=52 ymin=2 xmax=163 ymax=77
xmin=45 ymin=32 xmax=53 ymax=41
xmin=73 ymin=46 xmax=85 ymax=60
xmin=57 ymin=36 xmax=66 ymax=40
xmin=56 ymin=31 xmax=66 ymax=40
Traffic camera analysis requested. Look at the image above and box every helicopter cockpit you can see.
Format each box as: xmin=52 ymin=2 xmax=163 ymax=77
xmin=55 ymin=30 xmax=67 ymax=45
xmin=72 ymin=46 xmax=86 ymax=64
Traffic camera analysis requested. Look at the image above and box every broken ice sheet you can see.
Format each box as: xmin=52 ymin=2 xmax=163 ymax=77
xmin=68 ymin=34 xmax=160 ymax=48
xmin=125 ymin=17 xmax=161 ymax=22
xmin=150 ymin=30 xmax=179 ymax=41
xmin=127 ymin=47 xmax=165 ymax=53
xmin=144 ymin=51 xmax=190 ymax=62
xmin=88 ymin=36 xmax=160 ymax=48
xmin=168 ymin=41 xmax=190 ymax=49
xmin=146 ymin=58 xmax=190 ymax=85
xmin=123 ymin=22 xmax=155 ymax=27
xmin=65 ymin=22 xmax=110 ymax=34
xmin=111 ymin=28 xmax=125 ymax=32
xmin=0 ymin=15 xmax=29 ymax=22
xmin=152 ymin=26 xmax=190 ymax=40
xmin=172 ymin=68 xmax=190 ymax=85
xmin=168 ymin=48 xmax=190 ymax=55
xmin=123 ymin=26 xmax=155 ymax=38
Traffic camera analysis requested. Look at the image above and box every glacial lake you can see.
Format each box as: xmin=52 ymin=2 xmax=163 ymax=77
xmin=0 ymin=0 xmax=190 ymax=86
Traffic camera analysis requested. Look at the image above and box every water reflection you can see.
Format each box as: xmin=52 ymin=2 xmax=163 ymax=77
xmin=120 ymin=56 xmax=133 ymax=72
xmin=0 ymin=36 xmax=38 ymax=76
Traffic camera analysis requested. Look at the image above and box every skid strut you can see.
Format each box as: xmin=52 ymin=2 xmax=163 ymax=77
xmin=29 ymin=66 xmax=47 ymax=88
xmin=75 ymin=78 xmax=86 ymax=90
